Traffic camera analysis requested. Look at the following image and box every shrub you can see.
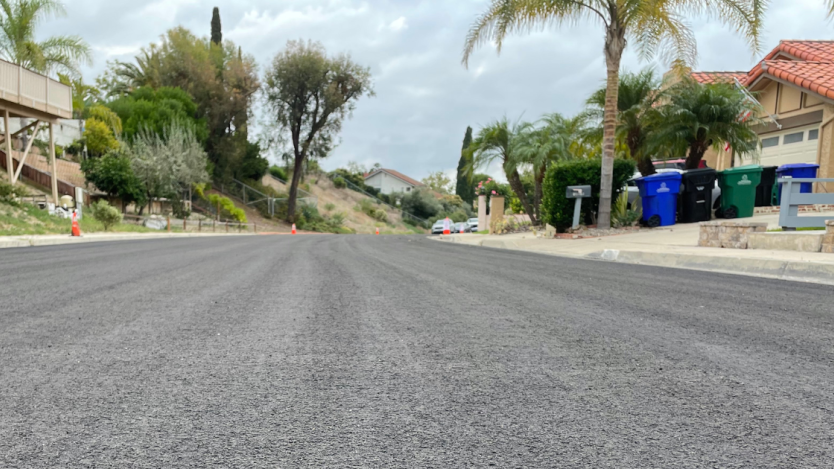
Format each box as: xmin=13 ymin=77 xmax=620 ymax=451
xmin=401 ymin=188 xmax=442 ymax=220
xmin=90 ymin=200 xmax=122 ymax=230
xmin=372 ymin=208 xmax=388 ymax=222
xmin=612 ymin=191 xmax=641 ymax=228
xmin=542 ymin=158 xmax=636 ymax=232
xmin=324 ymin=202 xmax=336 ymax=212
xmin=333 ymin=176 xmax=347 ymax=189
xmin=269 ymin=165 xmax=288 ymax=180
xmin=490 ymin=217 xmax=519 ymax=235
xmin=0 ymin=180 xmax=28 ymax=202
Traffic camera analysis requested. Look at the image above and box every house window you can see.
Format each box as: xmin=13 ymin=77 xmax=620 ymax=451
xmin=809 ymin=129 xmax=820 ymax=140
xmin=406 ymin=187 xmax=411 ymax=192
xmin=783 ymin=132 xmax=804 ymax=145
xmin=761 ymin=137 xmax=779 ymax=148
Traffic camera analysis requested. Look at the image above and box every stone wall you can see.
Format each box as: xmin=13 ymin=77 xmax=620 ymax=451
xmin=699 ymin=221 xmax=768 ymax=249
xmin=823 ymin=220 xmax=834 ymax=254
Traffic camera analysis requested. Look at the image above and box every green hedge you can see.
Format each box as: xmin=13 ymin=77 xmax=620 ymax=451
xmin=542 ymin=158 xmax=636 ymax=232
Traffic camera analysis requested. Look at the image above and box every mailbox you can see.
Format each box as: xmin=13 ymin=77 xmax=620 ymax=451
xmin=566 ymin=185 xmax=592 ymax=199
xmin=566 ymin=185 xmax=592 ymax=229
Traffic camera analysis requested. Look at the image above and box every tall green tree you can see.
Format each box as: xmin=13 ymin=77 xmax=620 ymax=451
xmin=422 ymin=171 xmax=453 ymax=194
xmin=106 ymin=86 xmax=208 ymax=143
xmin=649 ymin=80 xmax=762 ymax=169
xmin=211 ymin=7 xmax=222 ymax=45
xmin=586 ymin=69 xmax=662 ymax=177
xmin=262 ymin=40 xmax=374 ymax=222
xmin=465 ymin=117 xmax=537 ymax=224
xmin=455 ymin=126 xmax=474 ymax=205
xmin=0 ymin=0 xmax=92 ymax=76
xmin=462 ymin=0 xmax=766 ymax=228
xmin=80 ymin=149 xmax=146 ymax=212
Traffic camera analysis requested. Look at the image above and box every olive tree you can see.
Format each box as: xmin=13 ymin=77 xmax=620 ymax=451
xmin=262 ymin=40 xmax=373 ymax=222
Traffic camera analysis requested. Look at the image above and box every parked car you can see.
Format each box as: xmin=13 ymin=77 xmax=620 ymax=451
xmin=454 ymin=222 xmax=471 ymax=233
xmin=467 ymin=217 xmax=479 ymax=231
xmin=652 ymin=159 xmax=708 ymax=170
xmin=431 ymin=219 xmax=450 ymax=234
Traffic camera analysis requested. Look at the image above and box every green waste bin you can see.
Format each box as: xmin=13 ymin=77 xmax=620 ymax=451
xmin=716 ymin=165 xmax=763 ymax=219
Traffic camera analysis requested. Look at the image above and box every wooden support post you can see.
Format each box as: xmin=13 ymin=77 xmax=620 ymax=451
xmin=49 ymin=122 xmax=58 ymax=205
xmin=4 ymin=110 xmax=12 ymax=187
xmin=183 ymin=218 xmax=187 ymax=231
xmin=213 ymin=221 xmax=216 ymax=232
xmin=13 ymin=121 xmax=41 ymax=183
xmin=167 ymin=216 xmax=171 ymax=233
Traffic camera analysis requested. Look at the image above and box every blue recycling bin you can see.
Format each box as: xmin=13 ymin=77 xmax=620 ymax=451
xmin=634 ymin=172 xmax=681 ymax=227
xmin=776 ymin=163 xmax=819 ymax=202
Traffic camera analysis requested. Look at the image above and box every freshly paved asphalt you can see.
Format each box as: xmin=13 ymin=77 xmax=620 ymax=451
xmin=1 ymin=235 xmax=833 ymax=468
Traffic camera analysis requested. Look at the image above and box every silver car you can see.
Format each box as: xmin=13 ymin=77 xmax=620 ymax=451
xmin=454 ymin=222 xmax=471 ymax=233
xmin=431 ymin=219 xmax=449 ymax=235
xmin=467 ymin=217 xmax=479 ymax=232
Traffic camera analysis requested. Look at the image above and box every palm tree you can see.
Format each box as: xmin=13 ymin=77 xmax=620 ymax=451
xmin=98 ymin=45 xmax=162 ymax=97
xmin=586 ymin=69 xmax=662 ymax=177
xmin=648 ymin=79 xmax=762 ymax=169
xmin=513 ymin=113 xmax=589 ymax=221
xmin=0 ymin=0 xmax=92 ymax=76
xmin=462 ymin=0 xmax=766 ymax=228
xmin=466 ymin=117 xmax=538 ymax=224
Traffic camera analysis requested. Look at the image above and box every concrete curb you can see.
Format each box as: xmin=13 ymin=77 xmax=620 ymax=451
xmin=586 ymin=249 xmax=834 ymax=286
xmin=432 ymin=236 xmax=834 ymax=286
xmin=0 ymin=232 xmax=257 ymax=250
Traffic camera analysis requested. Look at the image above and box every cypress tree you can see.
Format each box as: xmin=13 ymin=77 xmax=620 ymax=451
xmin=455 ymin=126 xmax=474 ymax=204
xmin=211 ymin=7 xmax=222 ymax=45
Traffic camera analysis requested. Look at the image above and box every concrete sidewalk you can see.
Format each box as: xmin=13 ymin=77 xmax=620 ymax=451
xmin=0 ymin=231 xmax=257 ymax=249
xmin=434 ymin=211 xmax=834 ymax=286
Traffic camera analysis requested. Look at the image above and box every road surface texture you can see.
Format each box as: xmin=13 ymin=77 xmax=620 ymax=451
xmin=1 ymin=236 xmax=833 ymax=468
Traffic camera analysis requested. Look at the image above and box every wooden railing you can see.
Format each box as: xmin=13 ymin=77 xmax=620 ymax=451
xmin=0 ymin=59 xmax=72 ymax=118
xmin=0 ymin=153 xmax=89 ymax=205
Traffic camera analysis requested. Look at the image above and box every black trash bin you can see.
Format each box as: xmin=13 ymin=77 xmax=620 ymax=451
xmin=756 ymin=166 xmax=777 ymax=207
xmin=679 ymin=168 xmax=717 ymax=223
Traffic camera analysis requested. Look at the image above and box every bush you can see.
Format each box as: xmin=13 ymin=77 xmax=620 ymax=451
xmin=269 ymin=165 xmax=288 ymax=180
xmin=333 ymin=176 xmax=347 ymax=189
xmin=372 ymin=208 xmax=388 ymax=222
xmin=401 ymin=188 xmax=442 ymax=220
xmin=324 ymin=202 xmax=336 ymax=212
xmin=90 ymin=200 xmax=122 ymax=230
xmin=0 ymin=180 xmax=29 ymax=202
xmin=612 ymin=191 xmax=641 ymax=228
xmin=542 ymin=158 xmax=636 ymax=232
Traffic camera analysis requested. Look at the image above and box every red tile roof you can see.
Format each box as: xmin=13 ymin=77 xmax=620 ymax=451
xmin=365 ymin=168 xmax=424 ymax=187
xmin=691 ymin=40 xmax=834 ymax=100
xmin=691 ymin=71 xmax=748 ymax=85
xmin=761 ymin=60 xmax=834 ymax=100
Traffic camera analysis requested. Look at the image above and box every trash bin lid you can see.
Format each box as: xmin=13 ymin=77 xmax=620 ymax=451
xmin=682 ymin=168 xmax=717 ymax=186
xmin=721 ymin=164 xmax=763 ymax=174
xmin=777 ymin=163 xmax=819 ymax=171
xmin=637 ymin=171 xmax=682 ymax=182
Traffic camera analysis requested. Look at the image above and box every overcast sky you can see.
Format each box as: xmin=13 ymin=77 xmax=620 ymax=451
xmin=49 ymin=0 xmax=833 ymax=182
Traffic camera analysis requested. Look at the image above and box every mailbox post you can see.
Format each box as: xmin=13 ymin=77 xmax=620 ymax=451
xmin=566 ymin=185 xmax=592 ymax=230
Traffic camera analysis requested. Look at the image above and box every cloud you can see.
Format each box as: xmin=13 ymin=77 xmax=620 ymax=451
xmin=44 ymin=0 xmax=831 ymax=183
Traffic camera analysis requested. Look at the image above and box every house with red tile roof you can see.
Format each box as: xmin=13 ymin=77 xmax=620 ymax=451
xmin=688 ymin=40 xmax=834 ymax=191
xmin=364 ymin=168 xmax=424 ymax=195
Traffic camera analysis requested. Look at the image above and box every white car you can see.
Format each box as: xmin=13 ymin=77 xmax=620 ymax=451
xmin=467 ymin=217 xmax=479 ymax=231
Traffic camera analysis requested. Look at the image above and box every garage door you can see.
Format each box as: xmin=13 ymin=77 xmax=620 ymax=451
xmin=758 ymin=125 xmax=820 ymax=167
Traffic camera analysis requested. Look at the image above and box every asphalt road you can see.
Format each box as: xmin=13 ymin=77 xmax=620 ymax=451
xmin=1 ymin=235 xmax=833 ymax=468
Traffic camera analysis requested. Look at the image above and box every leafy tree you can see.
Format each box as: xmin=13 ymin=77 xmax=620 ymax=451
xmin=129 ymin=124 xmax=210 ymax=214
xmin=401 ymin=188 xmax=443 ymax=220
xmin=263 ymin=40 xmax=374 ymax=222
xmin=83 ymin=119 xmax=119 ymax=157
xmin=235 ymin=140 xmax=269 ymax=181
xmin=649 ymin=80 xmax=763 ymax=169
xmin=463 ymin=0 xmax=766 ymax=228
xmin=586 ymin=69 xmax=662 ymax=176
xmin=0 ymin=0 xmax=92 ymax=76
xmin=422 ymin=171 xmax=452 ymax=194
xmin=100 ymin=27 xmax=259 ymax=181
xmin=465 ymin=117 xmax=537 ymax=224
xmin=81 ymin=149 xmax=146 ymax=211
xmin=106 ymin=86 xmax=208 ymax=143
xmin=456 ymin=126 xmax=474 ymax=204
xmin=86 ymin=104 xmax=122 ymax=134
xmin=210 ymin=7 xmax=222 ymax=45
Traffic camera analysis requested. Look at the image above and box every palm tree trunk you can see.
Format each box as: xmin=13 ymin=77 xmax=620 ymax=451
xmin=534 ymin=164 xmax=545 ymax=222
xmin=506 ymin=167 xmax=537 ymax=225
xmin=637 ymin=157 xmax=656 ymax=177
xmin=599 ymin=28 xmax=626 ymax=229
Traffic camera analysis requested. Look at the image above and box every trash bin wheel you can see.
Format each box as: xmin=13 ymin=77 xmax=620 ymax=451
xmin=723 ymin=206 xmax=738 ymax=219
xmin=646 ymin=215 xmax=661 ymax=228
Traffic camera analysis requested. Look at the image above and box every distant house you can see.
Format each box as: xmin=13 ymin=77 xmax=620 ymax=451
xmin=364 ymin=168 xmax=424 ymax=194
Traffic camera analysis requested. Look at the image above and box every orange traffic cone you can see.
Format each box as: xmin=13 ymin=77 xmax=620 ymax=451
xmin=71 ymin=210 xmax=81 ymax=237
xmin=291 ymin=224 xmax=297 ymax=235
xmin=443 ymin=217 xmax=451 ymax=235
xmin=460 ymin=224 xmax=464 ymax=234
xmin=376 ymin=227 xmax=379 ymax=235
